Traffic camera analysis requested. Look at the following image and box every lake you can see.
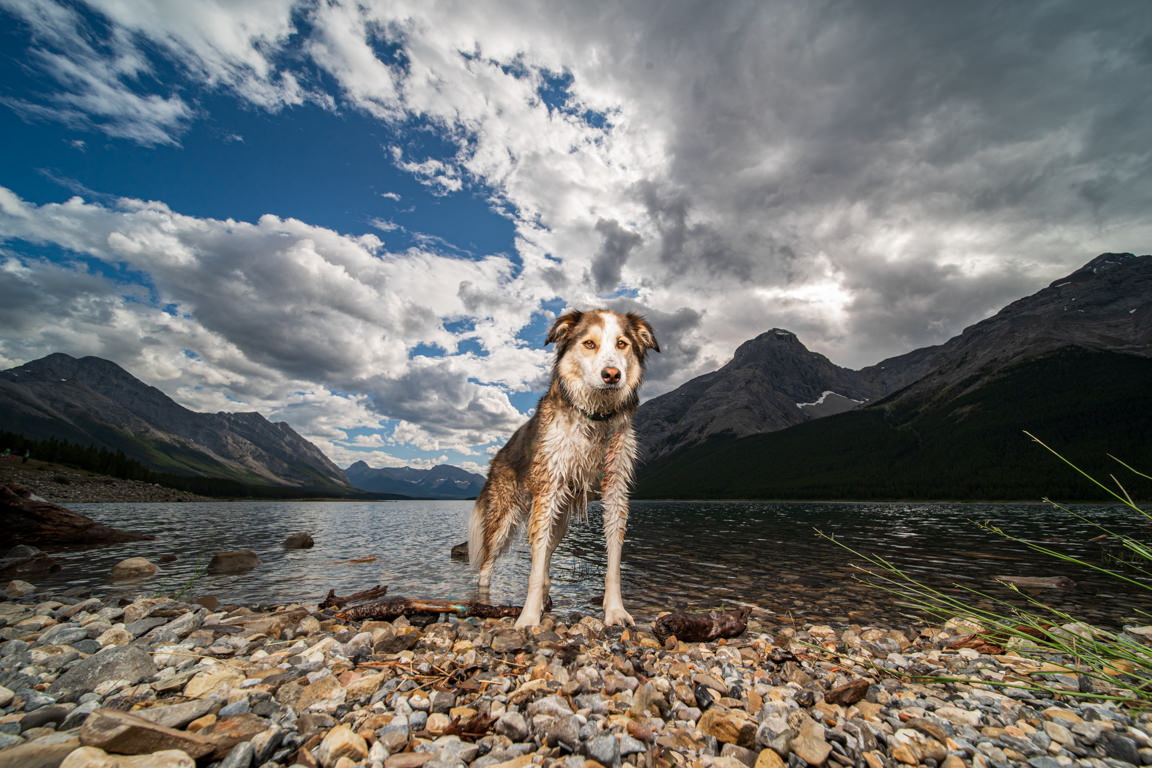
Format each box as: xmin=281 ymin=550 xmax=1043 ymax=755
xmin=37 ymin=500 xmax=1152 ymax=630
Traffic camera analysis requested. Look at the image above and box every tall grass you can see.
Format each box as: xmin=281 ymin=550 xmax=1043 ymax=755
xmin=820 ymin=432 xmax=1152 ymax=704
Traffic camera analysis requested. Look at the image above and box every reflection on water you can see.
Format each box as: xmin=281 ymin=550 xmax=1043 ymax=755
xmin=39 ymin=500 xmax=1152 ymax=629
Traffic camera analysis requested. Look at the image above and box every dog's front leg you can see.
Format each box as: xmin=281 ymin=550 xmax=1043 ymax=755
xmin=516 ymin=486 xmax=562 ymax=628
xmin=601 ymin=431 xmax=636 ymax=627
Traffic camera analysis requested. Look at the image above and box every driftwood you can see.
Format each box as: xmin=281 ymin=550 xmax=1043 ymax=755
xmin=319 ymin=584 xmax=389 ymax=610
xmin=996 ymin=575 xmax=1075 ymax=589
xmin=652 ymin=606 xmax=752 ymax=644
xmin=335 ymin=596 xmax=530 ymax=622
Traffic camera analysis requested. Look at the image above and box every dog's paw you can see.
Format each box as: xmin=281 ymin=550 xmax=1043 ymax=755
xmin=514 ymin=610 xmax=542 ymax=629
xmin=603 ymin=606 xmax=634 ymax=627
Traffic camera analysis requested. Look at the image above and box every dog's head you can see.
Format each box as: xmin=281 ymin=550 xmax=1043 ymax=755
xmin=546 ymin=309 xmax=659 ymax=396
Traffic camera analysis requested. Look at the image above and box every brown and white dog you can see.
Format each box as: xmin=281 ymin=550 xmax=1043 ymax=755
xmin=468 ymin=309 xmax=659 ymax=627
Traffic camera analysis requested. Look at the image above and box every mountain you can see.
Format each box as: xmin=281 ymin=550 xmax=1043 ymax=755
xmin=0 ymin=353 xmax=349 ymax=491
xmin=636 ymin=330 xmax=941 ymax=460
xmin=344 ymin=461 xmax=486 ymax=499
xmin=634 ymin=253 xmax=1152 ymax=500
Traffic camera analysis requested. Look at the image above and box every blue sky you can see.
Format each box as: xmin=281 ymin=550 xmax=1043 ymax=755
xmin=1 ymin=1 xmax=1150 ymax=473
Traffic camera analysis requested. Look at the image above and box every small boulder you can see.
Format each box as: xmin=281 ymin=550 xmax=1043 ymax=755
xmin=282 ymin=532 xmax=314 ymax=549
xmin=450 ymin=542 xmax=469 ymax=562
xmin=110 ymin=558 xmax=159 ymax=582
xmin=206 ymin=551 xmax=259 ymax=574
xmin=5 ymin=578 xmax=35 ymax=597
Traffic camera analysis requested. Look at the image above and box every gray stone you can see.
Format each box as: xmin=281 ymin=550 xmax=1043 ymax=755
xmin=19 ymin=704 xmax=69 ymax=732
xmin=586 ymin=734 xmax=620 ymax=765
xmin=37 ymin=623 xmax=88 ymax=646
xmin=219 ymin=739 xmax=255 ymax=768
xmin=250 ymin=726 xmax=285 ymax=764
xmin=618 ymin=733 xmax=647 ymax=755
xmin=219 ymin=698 xmax=251 ymax=717
xmin=133 ymin=698 xmax=220 ymax=730
xmin=1099 ymin=731 xmax=1141 ymax=765
xmin=540 ymin=715 xmax=580 ymax=751
xmin=48 ymin=643 xmax=157 ymax=702
xmin=494 ymin=710 xmax=529 ymax=742
xmin=59 ymin=700 xmax=98 ymax=730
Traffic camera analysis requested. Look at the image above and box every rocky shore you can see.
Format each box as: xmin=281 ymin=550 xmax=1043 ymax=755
xmin=2 ymin=583 xmax=1152 ymax=768
xmin=0 ymin=461 xmax=206 ymax=504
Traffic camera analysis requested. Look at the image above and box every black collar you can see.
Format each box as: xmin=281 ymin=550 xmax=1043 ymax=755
xmin=559 ymin=382 xmax=617 ymax=422
xmin=573 ymin=404 xmax=617 ymax=422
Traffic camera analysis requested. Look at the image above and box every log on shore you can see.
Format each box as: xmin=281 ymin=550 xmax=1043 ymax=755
xmin=652 ymin=607 xmax=752 ymax=644
xmin=334 ymin=597 xmax=527 ymax=622
xmin=318 ymin=584 xmax=389 ymax=610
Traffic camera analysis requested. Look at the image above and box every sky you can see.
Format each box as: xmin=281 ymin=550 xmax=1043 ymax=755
xmin=1 ymin=1 xmax=1150 ymax=474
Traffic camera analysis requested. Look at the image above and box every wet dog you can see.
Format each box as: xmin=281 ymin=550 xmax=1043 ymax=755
xmin=468 ymin=309 xmax=659 ymax=627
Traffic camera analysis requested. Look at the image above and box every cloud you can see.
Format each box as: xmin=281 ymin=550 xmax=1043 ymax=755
xmin=3 ymin=0 xmax=1152 ymax=467
xmin=0 ymin=186 xmax=545 ymax=454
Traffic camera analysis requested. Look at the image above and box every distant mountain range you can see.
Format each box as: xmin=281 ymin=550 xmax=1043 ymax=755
xmin=0 ymin=353 xmax=350 ymax=491
xmin=344 ymin=461 xmax=485 ymax=499
xmin=634 ymin=252 xmax=1152 ymax=500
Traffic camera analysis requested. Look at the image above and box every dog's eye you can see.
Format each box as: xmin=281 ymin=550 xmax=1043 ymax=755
xmin=616 ymin=338 xmax=628 ymax=349
xmin=582 ymin=339 xmax=596 ymax=349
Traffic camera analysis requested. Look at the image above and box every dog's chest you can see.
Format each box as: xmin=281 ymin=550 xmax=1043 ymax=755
xmin=538 ymin=414 xmax=616 ymax=485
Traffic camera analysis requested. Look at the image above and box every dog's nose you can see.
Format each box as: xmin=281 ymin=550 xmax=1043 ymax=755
xmin=601 ymin=367 xmax=621 ymax=385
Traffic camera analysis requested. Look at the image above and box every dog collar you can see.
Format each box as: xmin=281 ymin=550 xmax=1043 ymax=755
xmin=575 ymin=405 xmax=617 ymax=422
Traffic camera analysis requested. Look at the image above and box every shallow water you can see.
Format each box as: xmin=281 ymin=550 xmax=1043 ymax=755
xmin=39 ymin=500 xmax=1152 ymax=629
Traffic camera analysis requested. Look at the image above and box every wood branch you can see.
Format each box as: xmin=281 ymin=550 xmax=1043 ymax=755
xmin=652 ymin=606 xmax=752 ymax=644
xmin=318 ymin=584 xmax=388 ymax=610
xmin=335 ymin=596 xmax=531 ymax=622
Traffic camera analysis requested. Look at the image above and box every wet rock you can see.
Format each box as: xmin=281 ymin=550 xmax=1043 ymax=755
xmin=49 ymin=644 xmax=157 ymax=703
xmin=283 ymin=533 xmax=314 ymax=549
xmin=109 ymin=558 xmax=159 ymax=582
xmin=450 ymin=542 xmax=469 ymax=562
xmin=206 ymin=551 xmax=259 ymax=574
xmin=0 ymin=544 xmax=60 ymax=578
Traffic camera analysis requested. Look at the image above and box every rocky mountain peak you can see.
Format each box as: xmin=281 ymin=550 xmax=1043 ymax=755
xmin=636 ymin=252 xmax=1151 ymax=462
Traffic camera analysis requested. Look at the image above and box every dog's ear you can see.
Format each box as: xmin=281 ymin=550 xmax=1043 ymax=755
xmin=545 ymin=310 xmax=583 ymax=346
xmin=626 ymin=312 xmax=660 ymax=353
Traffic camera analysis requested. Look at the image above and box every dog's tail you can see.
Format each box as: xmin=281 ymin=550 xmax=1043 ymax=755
xmin=468 ymin=476 xmax=522 ymax=572
xmin=467 ymin=496 xmax=490 ymax=571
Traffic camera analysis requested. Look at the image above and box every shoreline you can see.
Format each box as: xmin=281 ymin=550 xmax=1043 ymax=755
xmin=0 ymin=460 xmax=208 ymax=504
xmin=2 ymin=586 xmax=1151 ymax=767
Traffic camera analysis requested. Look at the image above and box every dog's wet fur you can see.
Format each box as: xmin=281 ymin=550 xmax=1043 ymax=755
xmin=468 ymin=309 xmax=659 ymax=627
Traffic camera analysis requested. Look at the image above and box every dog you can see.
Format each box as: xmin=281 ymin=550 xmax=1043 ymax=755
xmin=468 ymin=308 xmax=659 ymax=627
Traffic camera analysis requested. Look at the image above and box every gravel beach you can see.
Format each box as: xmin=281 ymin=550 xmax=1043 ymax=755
xmin=2 ymin=584 xmax=1152 ymax=768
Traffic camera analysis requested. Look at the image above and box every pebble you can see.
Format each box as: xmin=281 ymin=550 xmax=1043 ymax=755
xmin=2 ymin=589 xmax=1152 ymax=768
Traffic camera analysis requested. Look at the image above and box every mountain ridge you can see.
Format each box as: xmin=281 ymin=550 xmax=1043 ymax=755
xmin=633 ymin=252 xmax=1152 ymax=500
xmin=0 ymin=353 xmax=349 ymax=490
xmin=636 ymin=252 xmax=1151 ymax=460
xmin=344 ymin=460 xmax=485 ymax=499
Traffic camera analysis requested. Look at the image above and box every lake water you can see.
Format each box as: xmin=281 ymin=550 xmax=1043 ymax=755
xmin=37 ymin=500 xmax=1152 ymax=630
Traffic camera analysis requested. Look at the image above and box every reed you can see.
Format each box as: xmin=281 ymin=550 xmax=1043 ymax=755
xmin=820 ymin=432 xmax=1152 ymax=704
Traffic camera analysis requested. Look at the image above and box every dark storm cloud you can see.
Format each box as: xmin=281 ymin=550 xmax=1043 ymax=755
xmin=592 ymin=218 xmax=642 ymax=292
